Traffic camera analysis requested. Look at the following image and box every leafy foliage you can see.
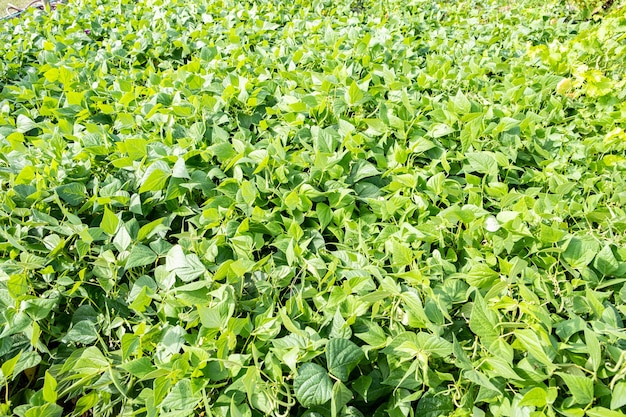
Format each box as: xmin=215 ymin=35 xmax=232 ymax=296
xmin=1 ymin=0 xmax=626 ymax=416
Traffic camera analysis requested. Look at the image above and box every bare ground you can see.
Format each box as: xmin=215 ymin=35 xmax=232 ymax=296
xmin=1 ymin=0 xmax=44 ymax=17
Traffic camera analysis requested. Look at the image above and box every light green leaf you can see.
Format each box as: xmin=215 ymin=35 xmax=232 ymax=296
xmin=382 ymin=331 xmax=452 ymax=359
xmin=348 ymin=160 xmax=380 ymax=183
xmin=401 ymin=291 xmax=430 ymax=328
xmin=166 ymin=245 xmax=206 ymax=282
xmin=493 ymin=117 xmax=520 ymax=134
xmin=126 ymin=244 xmax=157 ymax=269
xmin=611 ymin=382 xmax=626 ymax=410
xmin=430 ymin=123 xmax=455 ymax=138
xmin=465 ymin=263 xmax=499 ymax=289
xmin=1 ymin=351 xmax=21 ymax=381
xmin=43 ymin=371 xmax=58 ymax=403
xmin=16 ymin=114 xmax=37 ymax=133
xmin=584 ymin=327 xmax=601 ymax=373
xmin=346 ymin=81 xmax=365 ymax=107
xmin=587 ymin=407 xmax=626 ymax=417
xmin=557 ymin=373 xmax=594 ymax=405
xmin=519 ymin=387 xmax=547 ymax=407
xmin=515 ymin=329 xmax=556 ymax=372
xmin=119 ymin=357 xmax=156 ymax=379
xmin=465 ymin=152 xmax=498 ymax=176
xmin=354 ymin=321 xmax=387 ymax=348
xmin=388 ymin=239 xmax=413 ymax=267
xmin=160 ymin=379 xmax=199 ymax=411
xmin=594 ymin=245 xmax=619 ymax=276
xmin=562 ymin=237 xmax=599 ymax=269
xmin=100 ymin=207 xmax=119 ymax=235
xmin=464 ymin=369 xmax=501 ymax=393
xmin=240 ymin=180 xmax=257 ymax=205
xmin=139 ymin=168 xmax=170 ymax=193
xmin=137 ymin=218 xmax=168 ymax=241
xmin=172 ymin=157 xmax=190 ymax=179
xmin=23 ymin=403 xmax=63 ymax=417
xmin=74 ymin=392 xmax=98 ymax=416
xmin=74 ymin=347 xmax=109 ymax=373
xmin=469 ymin=293 xmax=499 ymax=349
xmin=451 ymin=90 xmax=472 ymax=114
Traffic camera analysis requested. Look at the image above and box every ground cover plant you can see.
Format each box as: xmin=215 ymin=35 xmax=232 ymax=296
xmin=0 ymin=0 xmax=626 ymax=415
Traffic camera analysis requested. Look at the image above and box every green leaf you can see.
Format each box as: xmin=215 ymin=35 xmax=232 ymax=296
xmin=100 ymin=207 xmax=119 ymax=235
xmin=594 ymin=245 xmax=619 ymax=276
xmin=137 ymin=218 xmax=168 ymax=241
xmin=172 ymin=157 xmax=190 ymax=179
xmin=139 ymin=168 xmax=170 ymax=193
xmin=240 ymin=180 xmax=257 ymax=205
xmin=74 ymin=392 xmax=98 ymax=416
xmin=74 ymin=347 xmax=109 ymax=374
xmin=326 ymin=338 xmax=364 ymax=381
xmin=126 ymin=245 xmax=157 ymax=269
xmin=387 ymin=239 xmax=414 ymax=268
xmin=345 ymin=81 xmax=365 ymax=107
xmin=611 ymin=381 xmax=626 ymax=410
xmin=451 ymin=90 xmax=471 ymax=114
xmin=562 ymin=237 xmax=599 ymax=269
xmin=587 ymin=408 xmax=626 ymax=417
xmin=515 ymin=329 xmax=556 ymax=372
xmin=465 ymin=263 xmax=499 ymax=289
xmin=519 ymin=387 xmax=547 ymax=407
xmin=1 ymin=351 xmax=21 ymax=381
xmin=348 ymin=160 xmax=380 ymax=183
xmin=469 ymin=293 xmax=500 ymax=350
xmin=165 ymin=245 xmax=206 ymax=282
xmin=3 ymin=0 xmax=626 ymax=413
xmin=354 ymin=321 xmax=387 ymax=348
xmin=331 ymin=381 xmax=353 ymax=417
xmin=56 ymin=183 xmax=87 ymax=206
xmin=464 ymin=369 xmax=501 ymax=393
xmin=317 ymin=203 xmax=332 ymax=230
xmin=584 ymin=327 xmax=601 ymax=373
xmin=465 ymin=152 xmax=498 ymax=176
xmin=160 ymin=379 xmax=199 ymax=411
xmin=119 ymin=357 xmax=156 ymax=379
xmin=414 ymin=392 xmax=454 ymax=417
xmin=23 ymin=403 xmax=63 ymax=417
xmin=159 ymin=325 xmax=186 ymax=358
xmin=557 ymin=373 xmax=594 ymax=405
xmin=330 ymin=310 xmax=351 ymax=339
xmin=430 ymin=123 xmax=455 ymax=138
xmin=65 ymin=321 xmax=98 ymax=344
xmin=43 ymin=371 xmax=58 ymax=403
xmin=400 ymin=291 xmax=430 ymax=328
xmin=16 ymin=114 xmax=37 ymax=133
xmin=294 ymin=363 xmax=333 ymax=407
xmin=382 ymin=331 xmax=452 ymax=359
xmin=493 ymin=117 xmax=520 ymax=134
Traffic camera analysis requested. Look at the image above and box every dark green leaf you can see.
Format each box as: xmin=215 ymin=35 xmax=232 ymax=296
xmin=326 ymin=338 xmax=364 ymax=381
xmin=294 ymin=363 xmax=333 ymax=407
xmin=56 ymin=183 xmax=87 ymax=206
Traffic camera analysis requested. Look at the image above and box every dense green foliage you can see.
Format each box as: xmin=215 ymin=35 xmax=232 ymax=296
xmin=1 ymin=0 xmax=626 ymax=416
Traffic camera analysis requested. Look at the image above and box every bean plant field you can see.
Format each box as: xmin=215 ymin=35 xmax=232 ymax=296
xmin=1 ymin=0 xmax=626 ymax=416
